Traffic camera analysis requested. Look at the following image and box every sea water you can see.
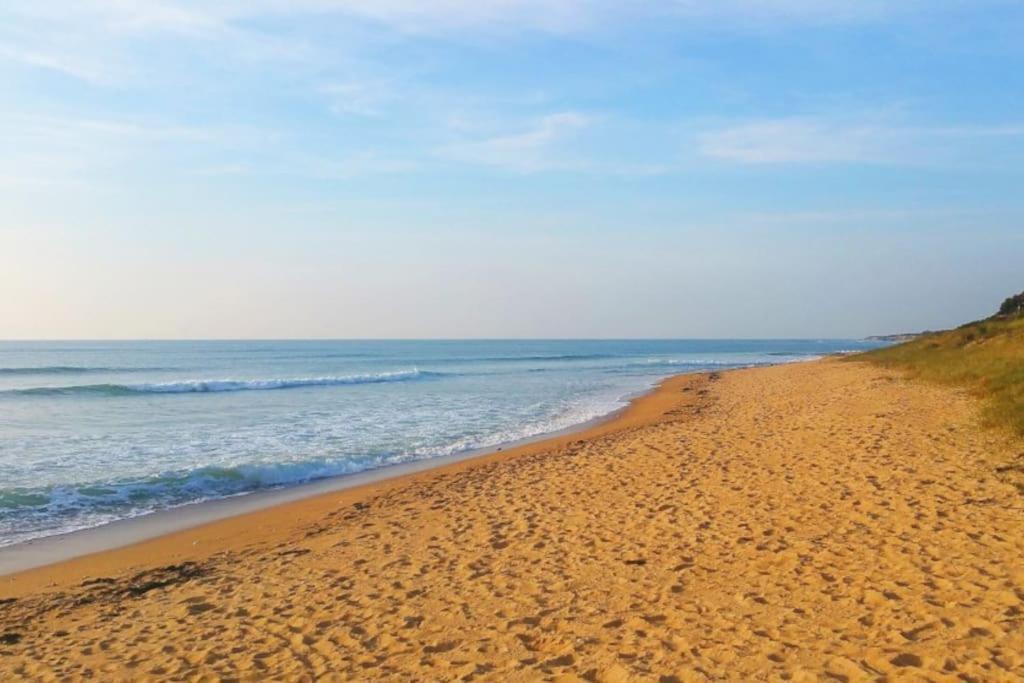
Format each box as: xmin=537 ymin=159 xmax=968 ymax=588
xmin=0 ymin=339 xmax=879 ymax=546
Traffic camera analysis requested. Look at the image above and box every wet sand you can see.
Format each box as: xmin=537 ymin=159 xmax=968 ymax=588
xmin=1 ymin=359 xmax=1023 ymax=680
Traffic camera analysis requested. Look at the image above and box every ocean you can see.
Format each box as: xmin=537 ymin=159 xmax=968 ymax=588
xmin=0 ymin=339 xmax=879 ymax=547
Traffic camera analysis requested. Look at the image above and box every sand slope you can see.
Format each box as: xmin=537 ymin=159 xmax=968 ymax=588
xmin=2 ymin=360 xmax=1023 ymax=681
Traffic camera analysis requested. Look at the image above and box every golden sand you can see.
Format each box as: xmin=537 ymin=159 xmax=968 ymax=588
xmin=2 ymin=359 xmax=1023 ymax=681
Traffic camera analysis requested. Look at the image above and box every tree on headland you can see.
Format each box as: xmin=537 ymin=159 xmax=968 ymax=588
xmin=997 ymin=290 xmax=1024 ymax=317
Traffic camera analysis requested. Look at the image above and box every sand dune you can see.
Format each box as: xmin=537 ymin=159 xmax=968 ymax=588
xmin=2 ymin=359 xmax=1023 ymax=680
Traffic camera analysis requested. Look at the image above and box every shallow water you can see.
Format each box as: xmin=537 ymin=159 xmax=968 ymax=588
xmin=0 ymin=339 xmax=879 ymax=545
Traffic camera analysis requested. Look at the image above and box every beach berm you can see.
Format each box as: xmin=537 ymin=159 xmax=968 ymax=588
xmin=1 ymin=359 xmax=1023 ymax=680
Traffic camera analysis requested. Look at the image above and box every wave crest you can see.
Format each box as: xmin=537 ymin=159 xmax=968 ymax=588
xmin=4 ymin=369 xmax=438 ymax=397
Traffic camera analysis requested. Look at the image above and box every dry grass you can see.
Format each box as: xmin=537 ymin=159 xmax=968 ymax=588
xmin=857 ymin=314 xmax=1024 ymax=435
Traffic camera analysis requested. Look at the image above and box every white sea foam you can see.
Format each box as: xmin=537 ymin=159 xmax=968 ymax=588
xmin=5 ymin=369 xmax=436 ymax=397
xmin=128 ymin=369 xmax=431 ymax=393
xmin=0 ymin=339 xmax=878 ymax=547
xmin=0 ymin=388 xmax=635 ymax=548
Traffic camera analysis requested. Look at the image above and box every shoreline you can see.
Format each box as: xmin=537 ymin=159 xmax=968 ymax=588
xmin=0 ymin=384 xmax=643 ymax=577
xmin=2 ymin=358 xmax=1022 ymax=680
xmin=0 ymin=370 xmax=702 ymax=592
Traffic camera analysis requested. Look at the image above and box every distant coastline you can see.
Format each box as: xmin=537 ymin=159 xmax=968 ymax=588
xmin=864 ymin=332 xmax=924 ymax=342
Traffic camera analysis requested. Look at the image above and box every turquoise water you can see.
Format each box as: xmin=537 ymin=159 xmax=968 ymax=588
xmin=0 ymin=340 xmax=879 ymax=546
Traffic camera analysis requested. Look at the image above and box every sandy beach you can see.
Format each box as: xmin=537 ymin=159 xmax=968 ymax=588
xmin=2 ymin=358 xmax=1023 ymax=680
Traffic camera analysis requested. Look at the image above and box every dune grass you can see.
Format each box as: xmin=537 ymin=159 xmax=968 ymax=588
xmin=857 ymin=314 xmax=1024 ymax=436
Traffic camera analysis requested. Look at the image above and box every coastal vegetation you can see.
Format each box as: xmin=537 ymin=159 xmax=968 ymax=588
xmin=859 ymin=290 xmax=1024 ymax=435
xmin=999 ymin=291 xmax=1024 ymax=317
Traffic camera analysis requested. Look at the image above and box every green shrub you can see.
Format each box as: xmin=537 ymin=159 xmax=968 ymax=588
xmin=998 ymin=290 xmax=1024 ymax=317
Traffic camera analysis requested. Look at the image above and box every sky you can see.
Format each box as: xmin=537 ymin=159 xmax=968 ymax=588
xmin=1 ymin=1 xmax=1022 ymax=339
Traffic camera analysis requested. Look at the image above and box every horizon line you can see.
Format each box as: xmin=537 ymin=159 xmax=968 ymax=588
xmin=0 ymin=336 xmax=880 ymax=343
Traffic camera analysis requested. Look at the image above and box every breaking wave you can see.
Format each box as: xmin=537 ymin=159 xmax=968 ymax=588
xmin=3 ymin=369 xmax=441 ymax=397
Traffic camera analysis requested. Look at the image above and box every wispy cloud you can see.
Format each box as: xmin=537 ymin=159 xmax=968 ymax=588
xmin=5 ymin=113 xmax=238 ymax=148
xmin=6 ymin=0 xmax=222 ymax=36
xmin=2 ymin=0 xmax=1021 ymax=190
xmin=0 ymin=1 xmax=302 ymax=84
xmin=319 ymin=80 xmax=400 ymax=117
xmin=0 ymin=44 xmax=114 ymax=84
xmin=0 ymin=112 xmax=271 ymax=189
xmin=698 ymin=118 xmax=893 ymax=164
xmin=665 ymin=0 xmax=907 ymax=26
xmin=0 ymin=109 xmax=423 ymax=188
xmin=292 ymin=152 xmax=419 ymax=180
xmin=698 ymin=116 xmax=1024 ymax=166
xmin=264 ymin=0 xmax=602 ymax=35
xmin=193 ymin=152 xmax=416 ymax=180
xmin=437 ymin=112 xmax=592 ymax=173
xmin=232 ymin=0 xmax=986 ymax=35
xmin=0 ymin=0 xmax=1006 ymax=91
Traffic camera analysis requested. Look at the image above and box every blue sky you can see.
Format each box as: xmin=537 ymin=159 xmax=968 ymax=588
xmin=1 ymin=1 xmax=1022 ymax=338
